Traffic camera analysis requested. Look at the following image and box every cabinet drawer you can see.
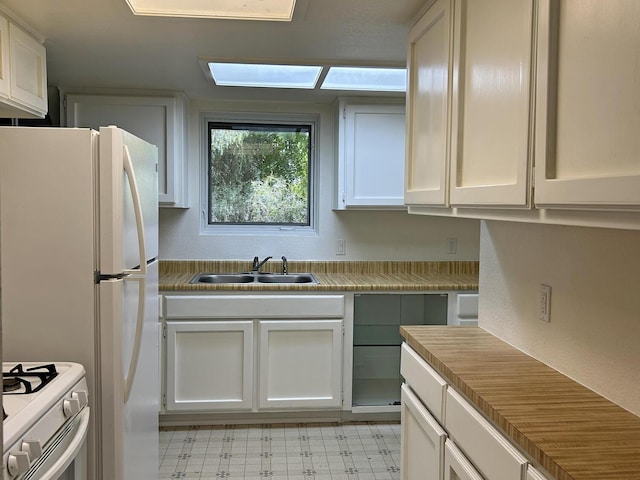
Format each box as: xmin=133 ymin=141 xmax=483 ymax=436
xmin=164 ymin=294 xmax=345 ymax=319
xmin=400 ymin=343 xmax=447 ymax=422
xmin=445 ymin=389 xmax=527 ymax=480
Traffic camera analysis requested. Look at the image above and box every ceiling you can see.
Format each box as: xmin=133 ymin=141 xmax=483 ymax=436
xmin=0 ymin=0 xmax=424 ymax=102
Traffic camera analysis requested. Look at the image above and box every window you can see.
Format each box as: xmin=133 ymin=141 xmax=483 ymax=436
xmin=206 ymin=118 xmax=314 ymax=230
xmin=204 ymin=61 xmax=407 ymax=92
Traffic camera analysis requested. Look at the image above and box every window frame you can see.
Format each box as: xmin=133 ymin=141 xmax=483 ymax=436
xmin=200 ymin=111 xmax=319 ymax=236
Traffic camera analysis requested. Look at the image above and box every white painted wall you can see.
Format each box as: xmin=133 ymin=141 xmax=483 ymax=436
xmin=159 ymin=99 xmax=480 ymax=260
xmin=479 ymin=220 xmax=640 ymax=416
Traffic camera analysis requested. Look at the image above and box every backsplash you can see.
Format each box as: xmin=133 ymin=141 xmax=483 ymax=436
xmin=160 ymin=260 xmax=480 ymax=276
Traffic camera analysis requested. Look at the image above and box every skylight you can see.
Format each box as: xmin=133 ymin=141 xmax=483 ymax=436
xmin=321 ymin=67 xmax=407 ymax=92
xmin=209 ymin=63 xmax=323 ymax=89
xmin=205 ymin=62 xmax=407 ymax=92
xmin=126 ymin=0 xmax=297 ymax=21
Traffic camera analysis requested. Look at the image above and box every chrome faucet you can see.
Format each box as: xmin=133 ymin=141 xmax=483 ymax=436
xmin=281 ymin=256 xmax=288 ymax=274
xmin=252 ymin=256 xmax=272 ymax=272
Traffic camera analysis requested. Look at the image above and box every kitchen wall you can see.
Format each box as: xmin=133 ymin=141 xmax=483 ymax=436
xmin=478 ymin=220 xmax=640 ymax=416
xmin=159 ymin=99 xmax=480 ymax=260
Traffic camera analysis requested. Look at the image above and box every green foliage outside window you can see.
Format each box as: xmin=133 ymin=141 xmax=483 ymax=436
xmin=208 ymin=122 xmax=311 ymax=225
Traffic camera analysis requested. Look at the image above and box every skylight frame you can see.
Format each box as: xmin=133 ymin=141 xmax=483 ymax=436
xmin=125 ymin=0 xmax=297 ymax=21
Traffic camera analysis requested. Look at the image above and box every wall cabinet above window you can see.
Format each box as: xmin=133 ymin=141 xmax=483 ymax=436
xmin=65 ymin=92 xmax=189 ymax=208
xmin=0 ymin=11 xmax=47 ymax=119
xmin=335 ymin=98 xmax=406 ymax=210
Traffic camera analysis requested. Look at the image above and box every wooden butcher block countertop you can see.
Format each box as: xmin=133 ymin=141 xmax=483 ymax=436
xmin=400 ymin=326 xmax=640 ymax=480
xmin=160 ymin=260 xmax=479 ymax=292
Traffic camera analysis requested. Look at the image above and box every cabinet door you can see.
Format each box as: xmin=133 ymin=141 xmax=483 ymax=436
xmin=449 ymin=0 xmax=534 ymax=207
xmin=405 ymin=0 xmax=454 ymax=206
xmin=165 ymin=321 xmax=253 ymax=411
xmin=258 ymin=320 xmax=342 ymax=409
xmin=342 ymin=103 xmax=406 ymax=208
xmin=8 ymin=22 xmax=47 ymax=115
xmin=401 ymin=384 xmax=447 ymax=480
xmin=0 ymin=15 xmax=9 ymax=98
xmin=66 ymin=93 xmax=188 ymax=207
xmin=534 ymin=0 xmax=640 ymax=209
xmin=444 ymin=440 xmax=484 ymax=480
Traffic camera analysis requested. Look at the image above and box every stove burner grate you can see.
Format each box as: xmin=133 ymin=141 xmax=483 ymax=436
xmin=2 ymin=363 xmax=59 ymax=395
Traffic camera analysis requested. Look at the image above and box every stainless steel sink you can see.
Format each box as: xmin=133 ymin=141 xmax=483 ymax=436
xmin=257 ymin=273 xmax=318 ymax=284
xmin=189 ymin=272 xmax=318 ymax=285
xmin=190 ymin=273 xmax=255 ymax=284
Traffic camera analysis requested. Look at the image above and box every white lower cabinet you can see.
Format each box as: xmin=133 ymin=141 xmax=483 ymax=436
xmin=165 ymin=321 xmax=253 ymax=411
xmin=401 ymin=343 xmax=549 ymax=480
xmin=400 ymin=384 xmax=446 ymax=480
xmin=162 ymin=294 xmax=345 ymax=413
xmin=444 ymin=440 xmax=484 ymax=480
xmin=258 ymin=320 xmax=343 ymax=409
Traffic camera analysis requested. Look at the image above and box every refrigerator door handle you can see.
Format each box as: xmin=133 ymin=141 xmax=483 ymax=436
xmin=123 ymin=275 xmax=145 ymax=402
xmin=122 ymin=145 xmax=147 ymax=276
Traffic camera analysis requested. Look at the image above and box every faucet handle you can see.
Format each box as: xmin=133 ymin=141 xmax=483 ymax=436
xmin=252 ymin=256 xmax=260 ymax=270
xmin=281 ymin=256 xmax=288 ymax=274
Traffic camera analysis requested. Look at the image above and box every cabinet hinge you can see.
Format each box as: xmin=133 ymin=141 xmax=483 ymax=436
xmin=163 ymin=325 xmax=167 ymax=339
xmin=162 ymin=393 xmax=167 ymax=409
xmin=343 ymin=108 xmax=347 ymax=119
xmin=532 ymin=166 xmax=536 ymax=189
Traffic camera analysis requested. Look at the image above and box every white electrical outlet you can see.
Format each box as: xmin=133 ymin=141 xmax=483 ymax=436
xmin=336 ymin=239 xmax=346 ymax=256
xmin=447 ymin=237 xmax=458 ymax=254
xmin=539 ymin=284 xmax=551 ymax=322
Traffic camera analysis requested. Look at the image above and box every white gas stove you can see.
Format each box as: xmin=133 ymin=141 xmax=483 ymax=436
xmin=2 ymin=362 xmax=89 ymax=480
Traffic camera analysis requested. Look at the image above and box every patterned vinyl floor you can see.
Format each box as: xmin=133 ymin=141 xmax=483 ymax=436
xmin=159 ymin=422 xmax=401 ymax=480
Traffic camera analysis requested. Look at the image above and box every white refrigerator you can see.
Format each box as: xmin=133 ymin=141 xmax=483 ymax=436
xmin=0 ymin=126 xmax=160 ymax=479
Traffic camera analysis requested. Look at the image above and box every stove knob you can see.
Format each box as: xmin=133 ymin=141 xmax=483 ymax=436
xmin=22 ymin=440 xmax=43 ymax=460
xmin=63 ymin=398 xmax=81 ymax=417
xmin=7 ymin=451 xmax=30 ymax=477
xmin=72 ymin=390 xmax=89 ymax=408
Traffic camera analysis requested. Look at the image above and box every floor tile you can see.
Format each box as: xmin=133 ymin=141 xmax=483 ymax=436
xmin=159 ymin=422 xmax=400 ymax=480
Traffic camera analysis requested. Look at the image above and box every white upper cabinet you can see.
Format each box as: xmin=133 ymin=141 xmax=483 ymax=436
xmin=405 ymin=0 xmax=535 ymax=208
xmin=0 ymin=11 xmax=47 ymax=118
xmin=335 ymin=98 xmax=406 ymax=209
xmin=66 ymin=93 xmax=189 ymax=207
xmin=405 ymin=0 xmax=454 ymax=206
xmin=0 ymin=15 xmax=9 ymax=99
xmin=534 ymin=0 xmax=640 ymax=209
xmin=449 ymin=0 xmax=535 ymax=207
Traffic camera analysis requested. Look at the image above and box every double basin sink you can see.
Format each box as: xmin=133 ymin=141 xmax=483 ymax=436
xmin=190 ymin=272 xmax=319 ymax=285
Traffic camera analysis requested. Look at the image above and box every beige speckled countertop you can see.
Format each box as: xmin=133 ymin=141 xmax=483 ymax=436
xmin=401 ymin=326 xmax=640 ymax=480
xmin=159 ymin=260 xmax=479 ymax=292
